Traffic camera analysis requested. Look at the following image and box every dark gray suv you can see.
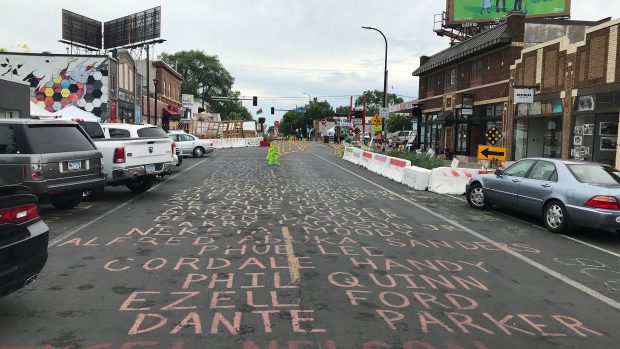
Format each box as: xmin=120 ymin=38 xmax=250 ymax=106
xmin=0 ymin=119 xmax=105 ymax=209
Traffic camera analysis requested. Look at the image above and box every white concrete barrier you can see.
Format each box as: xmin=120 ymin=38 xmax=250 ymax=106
xmin=245 ymin=137 xmax=262 ymax=147
xmin=351 ymin=148 xmax=363 ymax=165
xmin=428 ymin=167 xmax=488 ymax=195
xmin=343 ymin=147 xmax=355 ymax=162
xmin=359 ymin=151 xmax=373 ymax=168
xmin=369 ymin=154 xmax=389 ymax=175
xmin=384 ymin=157 xmax=411 ymax=182
xmin=402 ymin=166 xmax=431 ymax=191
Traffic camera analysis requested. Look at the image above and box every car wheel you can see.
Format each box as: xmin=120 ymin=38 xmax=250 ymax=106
xmin=126 ymin=175 xmax=156 ymax=193
xmin=544 ymin=200 xmax=569 ymax=234
xmin=52 ymin=197 xmax=82 ymax=210
xmin=466 ymin=183 xmax=488 ymax=210
xmin=193 ymin=147 xmax=204 ymax=158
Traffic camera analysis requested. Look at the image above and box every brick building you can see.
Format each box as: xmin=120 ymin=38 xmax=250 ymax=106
xmin=136 ymin=60 xmax=182 ymax=126
xmin=413 ymin=12 xmax=597 ymax=160
xmin=509 ymin=19 xmax=620 ymax=167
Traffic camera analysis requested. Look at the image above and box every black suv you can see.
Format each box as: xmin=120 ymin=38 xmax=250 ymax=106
xmin=0 ymin=185 xmax=49 ymax=297
xmin=0 ymin=119 xmax=106 ymax=209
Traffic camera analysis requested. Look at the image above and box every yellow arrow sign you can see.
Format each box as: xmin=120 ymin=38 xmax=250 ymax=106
xmin=478 ymin=145 xmax=507 ymax=161
xmin=371 ymin=114 xmax=382 ymax=126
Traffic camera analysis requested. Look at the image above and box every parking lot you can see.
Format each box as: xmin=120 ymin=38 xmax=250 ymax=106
xmin=1 ymin=144 xmax=620 ymax=348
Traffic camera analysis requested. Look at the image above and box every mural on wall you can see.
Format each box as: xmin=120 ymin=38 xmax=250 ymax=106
xmin=0 ymin=54 xmax=110 ymax=121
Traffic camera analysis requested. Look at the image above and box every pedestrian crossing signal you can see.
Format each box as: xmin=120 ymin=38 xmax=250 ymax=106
xmin=253 ymin=96 xmax=258 ymax=106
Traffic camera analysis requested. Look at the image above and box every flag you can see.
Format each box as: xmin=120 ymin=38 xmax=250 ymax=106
xmin=256 ymin=108 xmax=263 ymax=115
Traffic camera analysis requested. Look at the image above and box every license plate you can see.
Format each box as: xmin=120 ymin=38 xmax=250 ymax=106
xmin=145 ymin=164 xmax=156 ymax=172
xmin=67 ymin=160 xmax=82 ymax=171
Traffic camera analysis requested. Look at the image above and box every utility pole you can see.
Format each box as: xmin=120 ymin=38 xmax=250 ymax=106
xmin=146 ymin=43 xmax=150 ymax=125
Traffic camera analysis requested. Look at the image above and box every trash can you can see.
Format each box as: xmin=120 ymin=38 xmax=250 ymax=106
xmin=323 ymin=136 xmax=329 ymax=143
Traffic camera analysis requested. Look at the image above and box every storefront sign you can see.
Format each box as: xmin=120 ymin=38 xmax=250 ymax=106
xmin=181 ymin=94 xmax=194 ymax=109
xmin=462 ymin=95 xmax=474 ymax=116
xmin=514 ymin=88 xmax=534 ymax=104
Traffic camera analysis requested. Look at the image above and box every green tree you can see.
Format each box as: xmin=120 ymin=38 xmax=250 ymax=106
xmin=335 ymin=105 xmax=350 ymax=115
xmin=278 ymin=111 xmax=305 ymax=136
xmin=354 ymin=90 xmax=404 ymax=117
xmin=159 ymin=50 xmax=251 ymax=120
xmin=304 ymin=101 xmax=334 ymax=125
xmin=386 ymin=113 xmax=414 ymax=133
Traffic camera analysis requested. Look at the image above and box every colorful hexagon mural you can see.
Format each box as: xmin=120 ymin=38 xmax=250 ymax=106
xmin=0 ymin=54 xmax=111 ymax=121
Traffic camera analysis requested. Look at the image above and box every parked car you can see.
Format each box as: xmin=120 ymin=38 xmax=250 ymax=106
xmin=168 ymin=130 xmax=214 ymax=157
xmin=392 ymin=131 xmax=413 ymax=146
xmin=0 ymin=185 xmax=49 ymax=297
xmin=466 ymin=158 xmax=620 ymax=234
xmin=95 ymin=123 xmax=175 ymax=193
xmin=0 ymin=119 xmax=105 ymax=209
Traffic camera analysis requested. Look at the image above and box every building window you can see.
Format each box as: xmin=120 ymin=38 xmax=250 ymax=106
xmin=445 ymin=68 xmax=456 ymax=86
xmin=162 ymin=80 xmax=166 ymax=96
xmin=128 ymin=68 xmax=134 ymax=93
xmin=471 ymin=61 xmax=483 ymax=80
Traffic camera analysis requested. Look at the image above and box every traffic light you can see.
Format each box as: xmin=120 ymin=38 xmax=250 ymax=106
xmin=252 ymin=96 xmax=258 ymax=106
xmin=271 ymin=107 xmax=275 ymax=115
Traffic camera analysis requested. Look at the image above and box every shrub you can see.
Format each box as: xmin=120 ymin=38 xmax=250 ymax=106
xmin=385 ymin=150 xmax=444 ymax=170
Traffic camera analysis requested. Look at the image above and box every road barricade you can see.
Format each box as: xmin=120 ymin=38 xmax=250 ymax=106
xmin=384 ymin=158 xmax=411 ymax=182
xmin=369 ymin=154 xmax=389 ymax=175
xmin=351 ymin=148 xmax=363 ymax=165
xmin=359 ymin=151 xmax=373 ymax=168
xmin=245 ymin=137 xmax=262 ymax=147
xmin=428 ymin=167 xmax=487 ymax=195
xmin=343 ymin=147 xmax=355 ymax=162
xmin=402 ymin=166 xmax=431 ymax=191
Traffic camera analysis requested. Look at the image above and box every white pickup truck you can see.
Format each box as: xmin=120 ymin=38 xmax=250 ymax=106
xmin=63 ymin=119 xmax=174 ymax=195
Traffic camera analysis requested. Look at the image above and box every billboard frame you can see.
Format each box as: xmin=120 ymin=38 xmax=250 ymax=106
xmin=103 ymin=6 xmax=162 ymax=50
xmin=444 ymin=0 xmax=571 ymax=28
xmin=61 ymin=9 xmax=102 ymax=50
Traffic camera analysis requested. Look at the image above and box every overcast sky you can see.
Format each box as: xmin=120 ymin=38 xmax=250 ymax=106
xmin=1 ymin=0 xmax=617 ymax=125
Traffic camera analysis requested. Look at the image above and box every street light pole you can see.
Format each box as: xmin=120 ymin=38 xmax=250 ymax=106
xmin=153 ymin=78 xmax=159 ymax=126
xmin=302 ymin=92 xmax=312 ymax=104
xmin=362 ymin=26 xmax=388 ymax=143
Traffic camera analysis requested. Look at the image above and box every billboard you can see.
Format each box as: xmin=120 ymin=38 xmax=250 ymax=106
xmin=62 ymin=9 xmax=102 ymax=49
xmin=446 ymin=0 xmax=570 ymax=26
xmin=104 ymin=6 xmax=161 ymax=49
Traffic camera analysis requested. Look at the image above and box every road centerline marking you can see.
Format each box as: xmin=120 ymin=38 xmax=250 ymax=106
xmin=312 ymin=152 xmax=620 ymax=312
xmin=282 ymin=226 xmax=300 ymax=284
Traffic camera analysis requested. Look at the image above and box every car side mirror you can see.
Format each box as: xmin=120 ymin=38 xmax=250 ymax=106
xmin=494 ymin=169 xmax=503 ymax=177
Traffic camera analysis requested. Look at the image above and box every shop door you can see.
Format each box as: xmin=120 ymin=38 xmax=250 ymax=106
xmin=444 ymin=126 xmax=453 ymax=153
xmin=527 ymin=118 xmax=545 ymax=158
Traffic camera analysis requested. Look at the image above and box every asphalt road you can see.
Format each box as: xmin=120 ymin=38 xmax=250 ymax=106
xmin=1 ymin=142 xmax=620 ymax=349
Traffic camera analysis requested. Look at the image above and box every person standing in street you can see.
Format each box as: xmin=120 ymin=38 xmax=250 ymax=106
xmin=514 ymin=0 xmax=523 ymax=11
xmin=496 ymin=0 xmax=506 ymax=12
xmin=481 ymin=0 xmax=492 ymax=14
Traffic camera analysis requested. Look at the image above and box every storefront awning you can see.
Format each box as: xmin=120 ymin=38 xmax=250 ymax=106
xmin=162 ymin=104 xmax=180 ymax=116
xmin=433 ymin=111 xmax=454 ymax=124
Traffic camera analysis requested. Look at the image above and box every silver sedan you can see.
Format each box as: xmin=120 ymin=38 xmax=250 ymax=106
xmin=466 ymin=158 xmax=620 ymax=233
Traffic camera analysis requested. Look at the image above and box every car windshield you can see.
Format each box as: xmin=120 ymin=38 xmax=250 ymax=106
xmin=26 ymin=124 xmax=95 ymax=153
xmin=567 ymin=164 xmax=620 ymax=185
xmin=137 ymin=127 xmax=168 ymax=138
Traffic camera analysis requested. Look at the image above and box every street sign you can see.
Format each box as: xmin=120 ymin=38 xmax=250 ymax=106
xmin=274 ymin=121 xmax=280 ymax=127
xmin=380 ymin=108 xmax=389 ymax=119
xmin=485 ymin=127 xmax=503 ymax=145
xmin=371 ymin=114 xmax=382 ymax=126
xmin=478 ymin=145 xmax=507 ymax=161
xmin=320 ymin=119 xmax=327 ymax=126
xmin=373 ymin=125 xmax=382 ymax=132
xmin=294 ymin=108 xmax=306 ymax=113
